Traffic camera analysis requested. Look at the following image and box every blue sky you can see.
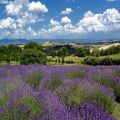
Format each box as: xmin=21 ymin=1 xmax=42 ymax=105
xmin=0 ymin=0 xmax=120 ymax=40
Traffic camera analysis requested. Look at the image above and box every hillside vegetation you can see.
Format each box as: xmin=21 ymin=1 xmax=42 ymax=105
xmin=0 ymin=41 xmax=120 ymax=66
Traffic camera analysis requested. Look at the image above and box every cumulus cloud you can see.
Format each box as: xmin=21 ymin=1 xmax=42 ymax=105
xmin=6 ymin=0 xmax=48 ymax=16
xmin=61 ymin=16 xmax=71 ymax=24
xmin=6 ymin=3 xmax=22 ymax=15
xmin=0 ymin=17 xmax=16 ymax=29
xmin=77 ymin=8 xmax=120 ymax=32
xmin=40 ymin=8 xmax=120 ymax=39
xmin=0 ymin=0 xmax=49 ymax=39
xmin=84 ymin=11 xmax=94 ymax=18
xmin=27 ymin=1 xmax=48 ymax=12
xmin=61 ymin=8 xmax=73 ymax=15
xmin=4 ymin=0 xmax=48 ymax=29
xmin=50 ymin=19 xmax=60 ymax=26
xmin=0 ymin=7 xmax=120 ymax=39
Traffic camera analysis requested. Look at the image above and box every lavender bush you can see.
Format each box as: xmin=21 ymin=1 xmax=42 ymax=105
xmin=0 ymin=65 xmax=119 ymax=120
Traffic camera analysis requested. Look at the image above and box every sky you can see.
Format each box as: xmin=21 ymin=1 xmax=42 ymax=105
xmin=0 ymin=0 xmax=120 ymax=40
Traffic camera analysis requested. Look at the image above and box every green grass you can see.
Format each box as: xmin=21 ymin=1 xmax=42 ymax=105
xmin=98 ymin=53 xmax=120 ymax=59
xmin=21 ymin=96 xmax=43 ymax=117
xmin=114 ymin=70 xmax=120 ymax=77
xmin=0 ymin=95 xmax=7 ymax=107
xmin=48 ymin=53 xmax=120 ymax=65
xmin=59 ymin=85 xmax=113 ymax=113
xmin=113 ymin=103 xmax=120 ymax=120
xmin=0 ymin=53 xmax=120 ymax=66
xmin=23 ymin=72 xmax=43 ymax=89
xmin=43 ymin=76 xmax=63 ymax=90
xmin=59 ymin=85 xmax=86 ymax=107
xmin=47 ymin=56 xmax=82 ymax=65
xmin=66 ymin=70 xmax=86 ymax=79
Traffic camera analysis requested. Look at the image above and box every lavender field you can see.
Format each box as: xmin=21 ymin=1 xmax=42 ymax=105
xmin=0 ymin=65 xmax=120 ymax=120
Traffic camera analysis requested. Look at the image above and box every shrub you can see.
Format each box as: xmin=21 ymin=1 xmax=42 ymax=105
xmin=20 ymin=49 xmax=47 ymax=65
xmin=83 ymin=57 xmax=98 ymax=65
xmin=75 ymin=47 xmax=90 ymax=57
xmin=65 ymin=60 xmax=75 ymax=64
xmin=99 ymin=57 xmax=114 ymax=65
xmin=114 ymin=58 xmax=120 ymax=65
xmin=83 ymin=57 xmax=120 ymax=65
xmin=24 ymin=42 xmax=43 ymax=51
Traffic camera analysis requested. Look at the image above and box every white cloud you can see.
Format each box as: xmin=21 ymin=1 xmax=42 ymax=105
xmin=27 ymin=1 xmax=48 ymax=12
xmin=42 ymin=8 xmax=120 ymax=38
xmin=5 ymin=0 xmax=48 ymax=29
xmin=0 ymin=8 xmax=120 ymax=39
xmin=84 ymin=11 xmax=94 ymax=18
xmin=0 ymin=0 xmax=49 ymax=39
xmin=61 ymin=8 xmax=73 ymax=15
xmin=77 ymin=8 xmax=120 ymax=33
xmin=6 ymin=0 xmax=48 ymax=16
xmin=50 ymin=19 xmax=60 ymax=26
xmin=61 ymin=16 xmax=71 ymax=24
xmin=6 ymin=3 xmax=22 ymax=15
xmin=0 ymin=17 xmax=16 ymax=29
xmin=64 ymin=24 xmax=74 ymax=29
xmin=48 ymin=25 xmax=63 ymax=33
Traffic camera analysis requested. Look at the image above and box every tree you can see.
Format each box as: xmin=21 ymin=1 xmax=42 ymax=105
xmin=76 ymin=47 xmax=90 ymax=57
xmin=91 ymin=48 xmax=100 ymax=57
xmin=24 ymin=42 xmax=43 ymax=51
xmin=0 ymin=45 xmax=8 ymax=54
xmin=0 ymin=45 xmax=8 ymax=63
xmin=20 ymin=49 xmax=47 ymax=65
xmin=57 ymin=47 xmax=67 ymax=64
xmin=7 ymin=44 xmax=22 ymax=62
xmin=0 ymin=45 xmax=22 ymax=64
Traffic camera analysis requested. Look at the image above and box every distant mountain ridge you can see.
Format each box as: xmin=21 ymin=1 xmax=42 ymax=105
xmin=0 ymin=39 xmax=120 ymax=45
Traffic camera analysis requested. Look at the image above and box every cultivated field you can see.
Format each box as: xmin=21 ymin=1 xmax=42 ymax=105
xmin=0 ymin=65 xmax=120 ymax=119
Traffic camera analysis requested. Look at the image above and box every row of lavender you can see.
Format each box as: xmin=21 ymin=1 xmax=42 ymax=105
xmin=0 ymin=65 xmax=120 ymax=120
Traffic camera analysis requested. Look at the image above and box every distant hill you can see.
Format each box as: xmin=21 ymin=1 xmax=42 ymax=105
xmin=99 ymin=43 xmax=120 ymax=50
xmin=0 ymin=39 xmax=120 ymax=45
xmin=0 ymin=39 xmax=28 ymax=45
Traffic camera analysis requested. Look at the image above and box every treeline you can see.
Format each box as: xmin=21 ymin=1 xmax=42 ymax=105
xmin=91 ymin=45 xmax=120 ymax=57
xmin=0 ymin=42 xmax=47 ymax=65
xmin=0 ymin=45 xmax=22 ymax=64
xmin=75 ymin=45 xmax=120 ymax=57
xmin=41 ymin=43 xmax=120 ymax=58
xmin=83 ymin=57 xmax=120 ymax=66
xmin=0 ymin=42 xmax=120 ymax=65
